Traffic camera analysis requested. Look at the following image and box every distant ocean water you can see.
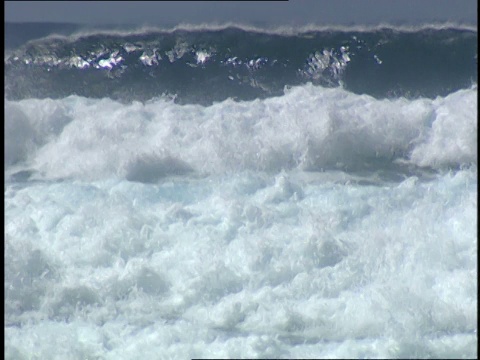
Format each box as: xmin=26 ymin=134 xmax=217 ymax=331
xmin=4 ymin=22 xmax=478 ymax=359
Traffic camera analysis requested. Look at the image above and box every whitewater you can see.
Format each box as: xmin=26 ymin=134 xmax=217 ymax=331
xmin=4 ymin=23 xmax=478 ymax=359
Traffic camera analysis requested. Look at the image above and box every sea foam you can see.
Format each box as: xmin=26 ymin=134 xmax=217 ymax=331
xmin=5 ymin=166 xmax=477 ymax=358
xmin=5 ymin=84 xmax=477 ymax=183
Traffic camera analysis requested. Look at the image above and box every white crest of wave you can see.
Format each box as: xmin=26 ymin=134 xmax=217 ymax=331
xmin=4 ymin=84 xmax=477 ymax=181
xmin=409 ymin=88 xmax=477 ymax=167
xmin=34 ymin=22 xmax=477 ymax=44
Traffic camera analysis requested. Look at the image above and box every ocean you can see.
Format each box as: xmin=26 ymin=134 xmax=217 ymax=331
xmin=4 ymin=22 xmax=478 ymax=359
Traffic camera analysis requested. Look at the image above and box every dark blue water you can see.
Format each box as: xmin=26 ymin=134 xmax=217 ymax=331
xmin=5 ymin=23 xmax=477 ymax=105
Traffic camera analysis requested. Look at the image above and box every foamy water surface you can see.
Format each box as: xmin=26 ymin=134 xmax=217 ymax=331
xmin=5 ymin=83 xmax=477 ymax=358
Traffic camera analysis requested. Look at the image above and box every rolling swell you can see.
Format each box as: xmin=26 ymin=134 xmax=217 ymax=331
xmin=5 ymin=26 xmax=477 ymax=105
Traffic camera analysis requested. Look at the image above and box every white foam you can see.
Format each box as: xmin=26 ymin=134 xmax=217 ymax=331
xmin=4 ymin=98 xmax=73 ymax=167
xmin=5 ymin=84 xmax=477 ymax=182
xmin=5 ymin=163 xmax=477 ymax=358
xmin=410 ymin=88 xmax=478 ymax=168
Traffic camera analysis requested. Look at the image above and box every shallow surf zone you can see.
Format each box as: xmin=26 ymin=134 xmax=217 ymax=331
xmin=4 ymin=81 xmax=478 ymax=358
xmin=4 ymin=169 xmax=478 ymax=358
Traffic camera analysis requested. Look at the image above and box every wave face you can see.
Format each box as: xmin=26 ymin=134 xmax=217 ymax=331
xmin=5 ymin=26 xmax=478 ymax=104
